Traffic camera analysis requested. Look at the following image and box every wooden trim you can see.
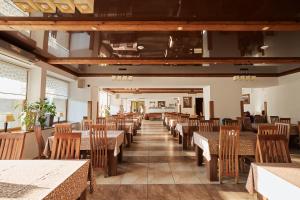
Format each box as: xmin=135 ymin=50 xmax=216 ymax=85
xmin=78 ymin=73 xmax=278 ymax=77
xmin=1 ymin=18 xmax=300 ymax=31
xmin=43 ymin=31 xmax=49 ymax=51
xmin=209 ymin=101 xmax=214 ymax=119
xmin=240 ymin=101 xmax=244 ymax=117
xmin=47 ymin=57 xmax=300 ymax=65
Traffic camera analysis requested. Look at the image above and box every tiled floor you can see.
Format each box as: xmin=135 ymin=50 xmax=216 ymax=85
xmin=88 ymin=120 xmax=257 ymax=200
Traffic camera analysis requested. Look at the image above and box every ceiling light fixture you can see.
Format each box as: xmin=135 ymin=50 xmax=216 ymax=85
xmin=260 ymin=45 xmax=269 ymax=50
xmin=177 ymin=26 xmax=183 ymax=31
xmin=12 ymin=0 xmax=38 ymax=12
xmin=233 ymin=68 xmax=256 ymax=81
xmin=33 ymin=0 xmax=56 ymax=13
xmin=262 ymin=26 xmax=270 ymax=31
xmin=112 ymin=75 xmax=133 ymax=81
xmin=137 ymin=45 xmax=144 ymax=50
xmin=74 ymin=0 xmax=94 ymax=13
xmin=54 ymin=0 xmax=75 ymax=13
xmin=91 ymin=26 xmax=97 ymax=30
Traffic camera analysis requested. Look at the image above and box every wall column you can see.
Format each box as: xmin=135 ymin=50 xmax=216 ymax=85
xmin=91 ymin=86 xmax=99 ymax=121
xmin=27 ymin=67 xmax=46 ymax=103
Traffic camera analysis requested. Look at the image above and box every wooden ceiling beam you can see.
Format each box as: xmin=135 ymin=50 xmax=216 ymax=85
xmin=48 ymin=57 xmax=300 ymax=65
xmin=1 ymin=18 xmax=300 ymax=31
xmin=103 ymin=88 xmax=203 ymax=94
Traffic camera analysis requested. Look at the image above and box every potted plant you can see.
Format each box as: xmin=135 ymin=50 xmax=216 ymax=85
xmin=17 ymin=99 xmax=56 ymax=130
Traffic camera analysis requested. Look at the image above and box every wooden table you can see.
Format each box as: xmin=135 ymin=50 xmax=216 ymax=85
xmin=0 ymin=160 xmax=89 ymax=200
xmin=175 ymin=123 xmax=198 ymax=150
xmin=246 ymin=163 xmax=300 ymax=200
xmin=193 ymin=131 xmax=256 ymax=181
xmin=44 ymin=130 xmax=124 ymax=176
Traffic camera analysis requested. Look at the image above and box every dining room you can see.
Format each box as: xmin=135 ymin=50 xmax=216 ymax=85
xmin=1 ymin=0 xmax=300 ymax=199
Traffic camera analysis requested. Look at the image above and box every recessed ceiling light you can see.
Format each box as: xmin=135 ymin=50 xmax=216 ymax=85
xmin=177 ymin=26 xmax=183 ymax=31
xmin=260 ymin=45 xmax=269 ymax=50
xmin=91 ymin=26 xmax=97 ymax=30
xmin=262 ymin=26 xmax=270 ymax=31
xmin=137 ymin=45 xmax=144 ymax=50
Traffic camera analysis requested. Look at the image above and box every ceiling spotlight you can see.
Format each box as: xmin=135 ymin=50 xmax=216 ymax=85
xmin=137 ymin=45 xmax=144 ymax=50
xmin=262 ymin=26 xmax=270 ymax=31
xmin=260 ymin=45 xmax=269 ymax=50
xmin=91 ymin=26 xmax=97 ymax=30
xmin=177 ymin=26 xmax=183 ymax=31
xmin=169 ymin=36 xmax=174 ymax=48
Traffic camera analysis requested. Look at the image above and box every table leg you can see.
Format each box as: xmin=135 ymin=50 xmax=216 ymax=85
xmin=206 ymin=155 xmax=218 ymax=181
xmin=195 ymin=146 xmax=203 ymax=166
xmin=108 ymin=149 xmax=118 ymax=176
xmin=179 ymin=134 xmax=182 ymax=144
xmin=126 ymin=133 xmax=131 ymax=147
xmin=118 ymin=145 xmax=123 ymax=163
xmin=131 ymin=134 xmax=134 ymax=142
xmin=183 ymin=134 xmax=188 ymax=150
xmin=78 ymin=188 xmax=87 ymax=200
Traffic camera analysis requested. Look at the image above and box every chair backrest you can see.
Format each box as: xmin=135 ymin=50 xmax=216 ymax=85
xmin=218 ymin=126 xmax=240 ymax=183
xmin=198 ymin=116 xmax=205 ymax=121
xmin=106 ymin=116 xmax=117 ymax=130
xmin=279 ymin=118 xmax=291 ymax=124
xmin=50 ymin=132 xmax=81 ymax=160
xmin=82 ymin=119 xmax=93 ymax=131
xmin=241 ymin=117 xmax=252 ymax=131
xmin=199 ymin=120 xmax=213 ymax=132
xmin=256 ymin=134 xmax=291 ymax=163
xmin=258 ymin=124 xmax=278 ymax=135
xmin=34 ymin=126 xmax=45 ymax=158
xmin=125 ymin=114 xmax=134 ymax=123
xmin=210 ymin=118 xmax=220 ymax=131
xmin=270 ymin=116 xmax=279 ymax=124
xmin=179 ymin=114 xmax=190 ymax=123
xmin=254 ymin=115 xmax=266 ymax=123
xmin=0 ymin=132 xmax=26 ymax=160
xmin=89 ymin=124 xmax=108 ymax=169
xmin=55 ymin=123 xmax=72 ymax=134
xmin=275 ymin=122 xmax=291 ymax=142
xmin=96 ymin=117 xmax=106 ymax=125
xmin=189 ymin=117 xmax=199 ymax=127
xmin=116 ymin=117 xmax=125 ymax=131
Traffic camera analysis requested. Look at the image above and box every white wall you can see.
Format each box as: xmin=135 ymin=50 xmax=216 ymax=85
xmin=243 ymin=72 xmax=300 ymax=123
xmin=82 ymin=77 xmax=278 ymax=119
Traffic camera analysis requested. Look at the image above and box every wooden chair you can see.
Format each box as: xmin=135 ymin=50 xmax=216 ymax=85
xmin=0 ymin=132 xmax=26 ymax=160
xmin=96 ymin=117 xmax=106 ymax=125
xmin=179 ymin=114 xmax=190 ymax=123
xmin=106 ymin=116 xmax=117 ymax=130
xmin=241 ymin=117 xmax=253 ymax=131
xmin=50 ymin=132 xmax=81 ymax=160
xmin=254 ymin=115 xmax=267 ymax=123
xmin=198 ymin=116 xmax=205 ymax=121
xmin=218 ymin=126 xmax=240 ymax=183
xmin=256 ymin=134 xmax=291 ymax=163
xmin=279 ymin=118 xmax=291 ymax=124
xmin=258 ymin=124 xmax=278 ymax=135
xmin=210 ymin=118 xmax=220 ymax=131
xmin=225 ymin=119 xmax=242 ymax=131
xmin=116 ymin=117 xmax=125 ymax=131
xmin=275 ymin=122 xmax=291 ymax=143
xmin=82 ymin=119 xmax=93 ymax=131
xmin=189 ymin=117 xmax=199 ymax=127
xmin=55 ymin=123 xmax=72 ymax=134
xmin=199 ymin=120 xmax=213 ymax=132
xmin=89 ymin=125 xmax=108 ymax=174
xmin=270 ymin=116 xmax=279 ymax=124
xmin=34 ymin=126 xmax=45 ymax=159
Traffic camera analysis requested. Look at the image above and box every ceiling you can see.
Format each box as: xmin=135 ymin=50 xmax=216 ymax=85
xmin=1 ymin=0 xmax=300 ymax=77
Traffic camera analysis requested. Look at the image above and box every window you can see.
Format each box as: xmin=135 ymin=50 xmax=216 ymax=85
xmin=46 ymin=76 xmax=68 ymax=122
xmin=0 ymin=62 xmax=27 ymax=129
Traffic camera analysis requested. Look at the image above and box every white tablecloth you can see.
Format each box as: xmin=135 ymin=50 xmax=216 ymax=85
xmin=175 ymin=123 xmax=189 ymax=136
xmin=246 ymin=163 xmax=300 ymax=200
xmin=44 ymin=130 xmax=124 ymax=157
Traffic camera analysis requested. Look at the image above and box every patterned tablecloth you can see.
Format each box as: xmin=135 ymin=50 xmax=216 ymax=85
xmin=0 ymin=160 xmax=90 ymax=200
xmin=44 ymin=130 xmax=124 ymax=157
xmin=246 ymin=163 xmax=300 ymax=200
xmin=175 ymin=123 xmax=198 ymax=136
xmin=193 ymin=131 xmax=256 ymax=161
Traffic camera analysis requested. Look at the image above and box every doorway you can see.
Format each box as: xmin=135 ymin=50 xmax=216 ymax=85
xmin=131 ymin=101 xmax=145 ymax=113
xmin=195 ymin=98 xmax=203 ymax=116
